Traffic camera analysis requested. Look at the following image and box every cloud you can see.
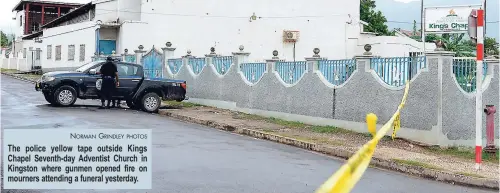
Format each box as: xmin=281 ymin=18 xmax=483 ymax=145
xmin=394 ymin=0 xmax=420 ymax=3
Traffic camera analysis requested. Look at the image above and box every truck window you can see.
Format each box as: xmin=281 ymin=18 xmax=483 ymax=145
xmin=117 ymin=63 xmax=140 ymax=76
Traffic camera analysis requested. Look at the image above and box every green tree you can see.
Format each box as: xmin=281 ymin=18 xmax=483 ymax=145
xmin=484 ymin=37 xmax=499 ymax=56
xmin=360 ymin=0 xmax=393 ymax=36
xmin=438 ymin=33 xmax=475 ymax=57
xmin=425 ymin=34 xmax=439 ymax=42
xmin=0 ymin=31 xmax=8 ymax=47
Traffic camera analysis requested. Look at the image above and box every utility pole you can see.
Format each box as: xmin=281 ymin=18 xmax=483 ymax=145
xmin=421 ymin=0 xmax=425 ymax=52
xmin=474 ymin=0 xmax=486 ymax=170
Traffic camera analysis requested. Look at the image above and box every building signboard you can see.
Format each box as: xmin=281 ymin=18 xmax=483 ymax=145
xmin=424 ymin=5 xmax=481 ymax=33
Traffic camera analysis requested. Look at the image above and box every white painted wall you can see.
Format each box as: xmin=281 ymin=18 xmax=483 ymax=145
xmin=118 ymin=0 xmax=361 ymax=61
xmin=94 ymin=0 xmax=119 ymax=23
xmin=118 ymin=21 xmax=148 ymax=53
xmin=117 ymin=0 xmax=141 ymax=21
xmin=356 ymin=36 xmax=437 ymax=57
xmin=14 ymin=11 xmax=25 ymax=40
xmin=21 ymin=39 xmax=35 ymax=70
xmin=38 ymin=21 xmax=98 ymax=71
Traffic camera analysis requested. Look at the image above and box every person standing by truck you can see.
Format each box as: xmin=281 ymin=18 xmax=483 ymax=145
xmin=99 ymin=57 xmax=120 ymax=109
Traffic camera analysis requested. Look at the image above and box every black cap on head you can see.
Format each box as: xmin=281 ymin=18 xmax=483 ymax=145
xmin=106 ymin=56 xmax=113 ymax=61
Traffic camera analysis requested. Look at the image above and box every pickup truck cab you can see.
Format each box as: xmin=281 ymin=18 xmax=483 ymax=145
xmin=35 ymin=61 xmax=187 ymax=113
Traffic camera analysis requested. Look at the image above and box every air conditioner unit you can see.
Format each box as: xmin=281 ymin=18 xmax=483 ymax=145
xmin=283 ymin=30 xmax=299 ymax=42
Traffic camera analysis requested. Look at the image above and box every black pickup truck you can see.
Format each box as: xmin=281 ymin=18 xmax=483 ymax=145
xmin=35 ymin=61 xmax=187 ymax=113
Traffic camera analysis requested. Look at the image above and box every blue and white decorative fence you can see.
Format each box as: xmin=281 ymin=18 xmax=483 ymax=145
xmin=189 ymin=57 xmax=206 ymax=75
xmin=452 ymin=57 xmax=488 ymax=93
xmin=240 ymin=63 xmax=267 ymax=83
xmin=124 ymin=55 xmax=137 ymax=63
xmin=168 ymin=58 xmax=183 ymax=74
xmin=318 ymin=59 xmax=356 ymax=85
xmin=141 ymin=48 xmax=164 ymax=79
xmin=212 ymin=56 xmax=233 ymax=75
xmin=275 ymin=61 xmax=307 ymax=84
xmin=370 ymin=56 xmax=426 ymax=86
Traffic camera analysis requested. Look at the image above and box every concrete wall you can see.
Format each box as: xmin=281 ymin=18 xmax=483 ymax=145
xmin=39 ymin=22 xmax=98 ymax=72
xmin=119 ymin=0 xmax=361 ymax=61
xmin=117 ymin=0 xmax=141 ymax=21
xmin=156 ymin=45 xmax=499 ymax=147
xmin=94 ymin=0 xmax=119 ymax=23
xmin=14 ymin=10 xmax=25 ymax=40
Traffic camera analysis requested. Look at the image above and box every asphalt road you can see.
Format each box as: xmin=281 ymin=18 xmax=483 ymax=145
xmin=0 ymin=75 xmax=495 ymax=193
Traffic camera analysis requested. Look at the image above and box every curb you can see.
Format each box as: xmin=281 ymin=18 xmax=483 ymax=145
xmin=1 ymin=72 xmax=38 ymax=83
xmin=158 ymin=109 xmax=499 ymax=190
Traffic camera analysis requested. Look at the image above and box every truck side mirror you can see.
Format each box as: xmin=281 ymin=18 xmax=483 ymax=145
xmin=89 ymin=69 xmax=97 ymax=74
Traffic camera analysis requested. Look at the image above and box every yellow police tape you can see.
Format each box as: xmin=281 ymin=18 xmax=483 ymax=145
xmin=315 ymin=82 xmax=410 ymax=193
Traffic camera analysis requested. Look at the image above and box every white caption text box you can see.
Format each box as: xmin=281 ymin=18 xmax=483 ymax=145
xmin=3 ymin=129 xmax=152 ymax=190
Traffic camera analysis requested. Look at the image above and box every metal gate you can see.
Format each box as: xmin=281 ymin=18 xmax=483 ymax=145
xmin=141 ymin=47 xmax=164 ymax=79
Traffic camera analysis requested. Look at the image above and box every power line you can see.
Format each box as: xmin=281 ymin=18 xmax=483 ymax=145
xmin=387 ymin=20 xmax=499 ymax=24
xmin=93 ymin=8 xmax=500 ymax=24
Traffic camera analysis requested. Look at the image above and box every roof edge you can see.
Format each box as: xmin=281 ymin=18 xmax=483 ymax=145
xmin=12 ymin=0 xmax=84 ymax=12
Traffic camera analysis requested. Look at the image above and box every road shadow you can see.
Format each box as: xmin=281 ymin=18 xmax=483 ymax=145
xmin=159 ymin=105 xmax=183 ymax=110
xmin=35 ymin=104 xmax=135 ymax=111
xmin=35 ymin=103 xmax=181 ymax=112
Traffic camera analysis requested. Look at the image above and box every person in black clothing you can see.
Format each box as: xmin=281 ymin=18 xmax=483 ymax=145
xmin=111 ymin=99 xmax=122 ymax=108
xmin=98 ymin=57 xmax=120 ymax=109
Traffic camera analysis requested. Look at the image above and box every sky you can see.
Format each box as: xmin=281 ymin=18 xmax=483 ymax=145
xmin=0 ymin=0 xmax=498 ymax=40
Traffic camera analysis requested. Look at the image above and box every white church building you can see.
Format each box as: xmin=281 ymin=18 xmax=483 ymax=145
xmin=9 ymin=0 xmax=435 ymax=72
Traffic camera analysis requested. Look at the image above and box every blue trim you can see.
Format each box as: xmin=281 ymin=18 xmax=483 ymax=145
xmin=95 ymin=28 xmax=100 ymax=55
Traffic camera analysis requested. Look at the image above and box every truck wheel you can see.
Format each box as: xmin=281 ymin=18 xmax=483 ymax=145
xmin=141 ymin=92 xmax=160 ymax=113
xmin=43 ymin=92 xmax=56 ymax=105
xmin=53 ymin=85 xmax=77 ymax=107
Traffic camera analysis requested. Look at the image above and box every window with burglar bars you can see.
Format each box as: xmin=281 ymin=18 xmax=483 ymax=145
xmin=68 ymin=45 xmax=75 ymax=61
xmin=79 ymin=44 xmax=85 ymax=62
xmin=55 ymin=46 xmax=61 ymax=61
xmin=35 ymin=48 xmax=41 ymax=60
xmin=47 ymin=45 xmax=52 ymax=59
xmin=23 ymin=48 xmax=27 ymax=58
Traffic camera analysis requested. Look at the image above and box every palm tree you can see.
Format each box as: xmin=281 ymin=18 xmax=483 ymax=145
xmin=438 ymin=33 xmax=475 ymax=57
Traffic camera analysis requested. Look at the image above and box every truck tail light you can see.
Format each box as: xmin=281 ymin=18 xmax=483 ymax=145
xmin=181 ymin=82 xmax=187 ymax=90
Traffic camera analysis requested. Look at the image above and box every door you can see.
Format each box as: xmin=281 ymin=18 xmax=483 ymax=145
xmin=83 ymin=63 xmax=104 ymax=97
xmin=99 ymin=40 xmax=116 ymax=55
xmin=116 ymin=63 xmax=143 ymax=99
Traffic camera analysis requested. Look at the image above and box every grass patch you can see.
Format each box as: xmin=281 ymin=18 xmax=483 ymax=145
xmin=0 ymin=68 xmax=18 ymax=73
xmin=310 ymin=125 xmax=353 ymax=134
xmin=275 ymin=133 xmax=345 ymax=146
xmin=234 ymin=113 xmax=267 ymax=121
xmin=457 ymin=172 xmax=486 ymax=178
xmin=23 ymin=74 xmax=41 ymax=79
xmin=266 ymin=117 xmax=306 ymax=128
xmin=392 ymin=159 xmax=444 ymax=171
xmin=426 ymin=146 xmax=500 ymax=163
xmin=163 ymin=101 xmax=203 ymax=108
xmin=261 ymin=129 xmax=274 ymax=132
xmin=234 ymin=113 xmax=354 ymax=134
